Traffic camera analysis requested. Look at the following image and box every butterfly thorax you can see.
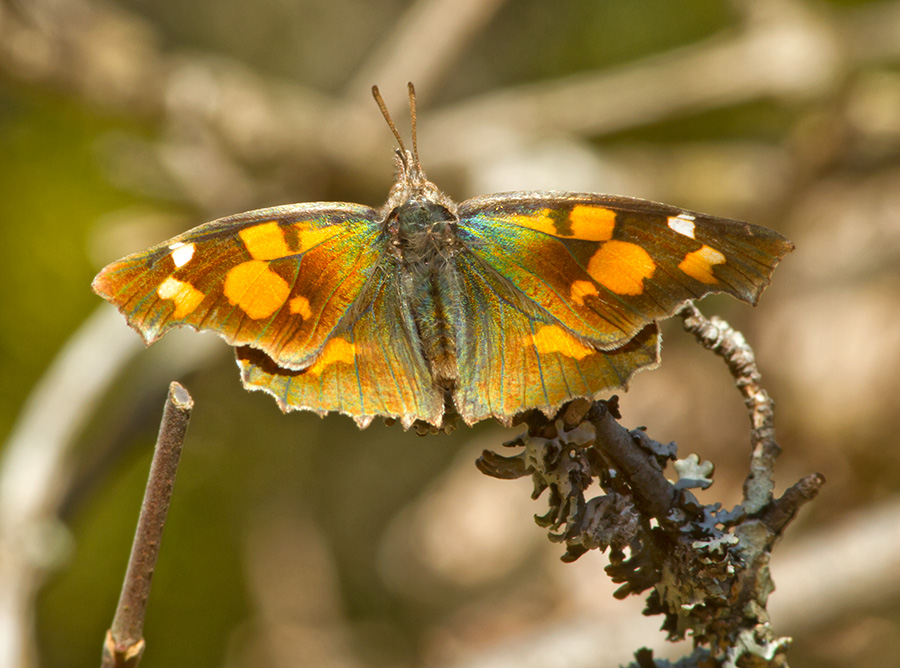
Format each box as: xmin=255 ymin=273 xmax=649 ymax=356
xmin=391 ymin=199 xmax=456 ymax=259
xmin=385 ymin=171 xmax=461 ymax=279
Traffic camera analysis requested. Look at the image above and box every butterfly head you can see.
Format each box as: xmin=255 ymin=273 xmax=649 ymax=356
xmin=385 ymin=148 xmax=457 ymax=258
xmin=374 ymin=84 xmax=459 ymax=249
xmin=389 ymin=145 xmax=433 ymax=198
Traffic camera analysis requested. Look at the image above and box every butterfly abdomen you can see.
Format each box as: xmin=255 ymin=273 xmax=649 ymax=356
xmin=406 ymin=266 xmax=459 ymax=391
xmin=390 ymin=199 xmax=463 ymax=395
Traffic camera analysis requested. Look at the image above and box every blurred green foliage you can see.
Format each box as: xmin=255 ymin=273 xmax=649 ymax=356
xmin=0 ymin=88 xmax=139 ymax=440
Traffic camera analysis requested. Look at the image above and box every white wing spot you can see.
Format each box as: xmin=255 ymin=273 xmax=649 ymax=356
xmin=170 ymin=242 xmax=195 ymax=268
xmin=667 ymin=214 xmax=696 ymax=239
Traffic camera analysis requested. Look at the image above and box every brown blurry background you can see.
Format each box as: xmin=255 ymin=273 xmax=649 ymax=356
xmin=1 ymin=0 xmax=899 ymax=667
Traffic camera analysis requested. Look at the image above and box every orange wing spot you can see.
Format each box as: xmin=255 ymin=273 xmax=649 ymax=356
xmin=296 ymin=224 xmax=343 ymax=253
xmin=507 ymin=210 xmax=557 ymax=236
xmin=289 ymin=294 xmax=312 ymax=319
xmin=587 ymin=240 xmax=655 ymax=295
xmin=157 ymin=277 xmax=205 ymax=318
xmin=678 ymin=244 xmax=725 ymax=284
xmin=530 ymin=324 xmax=593 ymax=360
xmin=306 ymin=337 xmax=356 ymax=376
xmin=223 ymin=260 xmax=290 ymax=319
xmin=568 ymin=205 xmax=615 ymax=241
xmin=570 ymin=279 xmax=599 ymax=306
xmin=239 ymin=222 xmax=292 ymax=260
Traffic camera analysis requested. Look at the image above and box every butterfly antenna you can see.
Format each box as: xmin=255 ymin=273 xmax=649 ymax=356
xmin=407 ymin=82 xmax=420 ymax=167
xmin=372 ymin=85 xmax=407 ymax=157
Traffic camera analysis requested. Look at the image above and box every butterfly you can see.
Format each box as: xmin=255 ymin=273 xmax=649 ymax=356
xmin=93 ymin=83 xmax=793 ymax=431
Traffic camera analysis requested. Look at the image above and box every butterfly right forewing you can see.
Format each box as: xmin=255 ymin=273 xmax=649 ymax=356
xmin=93 ymin=203 xmax=387 ymax=368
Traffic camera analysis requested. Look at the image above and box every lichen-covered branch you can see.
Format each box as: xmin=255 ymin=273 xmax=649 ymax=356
xmin=678 ymin=303 xmax=780 ymax=515
xmin=478 ymin=309 xmax=823 ymax=667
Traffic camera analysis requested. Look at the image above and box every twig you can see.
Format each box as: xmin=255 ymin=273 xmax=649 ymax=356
xmin=101 ymin=382 xmax=193 ymax=668
xmin=678 ymin=303 xmax=780 ymax=514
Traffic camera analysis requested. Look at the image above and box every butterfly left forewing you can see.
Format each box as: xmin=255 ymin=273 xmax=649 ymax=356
xmin=456 ymin=192 xmax=793 ymax=351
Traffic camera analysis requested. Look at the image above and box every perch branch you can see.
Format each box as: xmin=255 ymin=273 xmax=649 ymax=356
xmin=478 ymin=306 xmax=822 ymax=667
xmin=101 ymin=382 xmax=193 ymax=668
xmin=585 ymin=405 xmax=678 ymax=522
xmin=678 ymin=302 xmax=780 ymax=514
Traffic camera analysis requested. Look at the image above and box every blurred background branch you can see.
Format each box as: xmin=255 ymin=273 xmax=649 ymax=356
xmin=3 ymin=0 xmax=900 ymax=177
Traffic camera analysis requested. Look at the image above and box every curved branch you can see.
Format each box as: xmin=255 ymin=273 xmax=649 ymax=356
xmin=678 ymin=303 xmax=780 ymax=514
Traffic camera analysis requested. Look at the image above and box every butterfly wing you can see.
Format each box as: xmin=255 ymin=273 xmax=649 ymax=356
xmin=451 ymin=192 xmax=792 ymax=424
xmin=236 ymin=263 xmax=444 ymax=428
xmin=451 ymin=247 xmax=660 ymax=424
xmin=456 ymin=192 xmax=793 ymax=350
xmin=93 ymin=203 xmax=388 ymax=367
xmin=93 ymin=203 xmax=443 ymax=426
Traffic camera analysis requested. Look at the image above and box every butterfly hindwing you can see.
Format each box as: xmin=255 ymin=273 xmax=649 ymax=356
xmin=451 ymin=250 xmax=660 ymax=425
xmin=92 ymin=203 xmax=385 ymax=368
xmin=236 ymin=263 xmax=444 ymax=428
xmin=456 ymin=192 xmax=794 ymax=351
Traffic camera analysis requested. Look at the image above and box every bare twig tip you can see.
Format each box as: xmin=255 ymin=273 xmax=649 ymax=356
xmin=168 ymin=382 xmax=192 ymax=410
xmin=101 ymin=630 xmax=145 ymax=667
xmin=105 ymin=381 xmax=192 ymax=665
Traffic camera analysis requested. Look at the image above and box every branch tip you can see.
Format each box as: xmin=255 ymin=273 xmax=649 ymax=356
xmin=101 ymin=382 xmax=193 ymax=668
